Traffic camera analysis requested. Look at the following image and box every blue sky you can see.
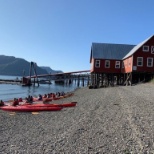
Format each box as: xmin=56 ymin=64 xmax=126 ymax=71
xmin=0 ymin=0 xmax=154 ymax=72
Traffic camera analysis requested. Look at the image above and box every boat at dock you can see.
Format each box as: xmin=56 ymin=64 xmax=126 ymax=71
xmin=39 ymin=80 xmax=52 ymax=84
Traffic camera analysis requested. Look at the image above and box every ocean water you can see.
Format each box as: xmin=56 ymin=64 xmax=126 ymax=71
xmin=0 ymin=75 xmax=84 ymax=101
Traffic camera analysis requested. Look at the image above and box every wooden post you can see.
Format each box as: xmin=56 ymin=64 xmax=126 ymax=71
xmin=91 ymin=73 xmax=94 ymax=86
xmin=34 ymin=78 xmax=35 ymax=86
xmin=29 ymin=62 xmax=32 ymax=85
xmin=130 ymin=72 xmax=132 ymax=86
xmin=119 ymin=74 xmax=121 ymax=85
xmin=94 ymin=73 xmax=96 ymax=86
xmin=96 ymin=73 xmax=99 ymax=87
xmin=90 ymin=73 xmax=92 ymax=85
xmin=64 ymin=75 xmax=66 ymax=85
xmin=138 ymin=73 xmax=140 ymax=83
xmin=122 ymin=73 xmax=124 ymax=85
xmin=82 ymin=77 xmax=84 ymax=87
xmin=87 ymin=75 xmax=89 ymax=86
xmin=117 ymin=74 xmax=119 ymax=85
xmin=95 ymin=73 xmax=98 ymax=85
xmin=77 ymin=75 xmax=80 ymax=87
xmin=33 ymin=62 xmax=39 ymax=86
xmin=123 ymin=73 xmax=126 ymax=85
xmin=111 ymin=73 xmax=114 ymax=86
xmin=92 ymin=73 xmax=94 ymax=85
xmin=126 ymin=73 xmax=128 ymax=86
xmin=144 ymin=73 xmax=146 ymax=82
xmin=75 ymin=78 xmax=76 ymax=84
xmin=151 ymin=74 xmax=153 ymax=80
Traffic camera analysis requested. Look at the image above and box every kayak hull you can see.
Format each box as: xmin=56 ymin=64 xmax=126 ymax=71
xmin=23 ymin=102 xmax=77 ymax=108
xmin=0 ymin=106 xmax=62 ymax=112
xmin=60 ymin=102 xmax=77 ymax=107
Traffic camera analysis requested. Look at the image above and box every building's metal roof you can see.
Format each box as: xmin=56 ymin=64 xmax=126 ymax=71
xmin=91 ymin=43 xmax=135 ymax=60
xmin=123 ymin=35 xmax=154 ymax=59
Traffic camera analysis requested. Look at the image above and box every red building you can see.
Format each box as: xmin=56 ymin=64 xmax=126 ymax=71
xmin=90 ymin=35 xmax=154 ymax=87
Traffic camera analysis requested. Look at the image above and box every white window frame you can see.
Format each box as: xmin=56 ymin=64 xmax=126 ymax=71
xmin=105 ymin=60 xmax=110 ymax=68
xmin=143 ymin=46 xmax=149 ymax=52
xmin=147 ymin=57 xmax=153 ymax=67
xmin=151 ymin=46 xmax=154 ymax=54
xmin=95 ymin=60 xmax=100 ymax=68
xmin=137 ymin=57 xmax=143 ymax=66
xmin=115 ymin=61 xmax=120 ymax=68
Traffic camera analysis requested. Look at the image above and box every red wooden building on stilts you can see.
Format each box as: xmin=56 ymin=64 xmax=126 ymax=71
xmin=90 ymin=35 xmax=154 ymax=87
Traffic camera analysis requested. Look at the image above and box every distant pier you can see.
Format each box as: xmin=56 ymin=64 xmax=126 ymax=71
xmin=0 ymin=70 xmax=90 ymax=86
xmin=0 ymin=79 xmax=22 ymax=85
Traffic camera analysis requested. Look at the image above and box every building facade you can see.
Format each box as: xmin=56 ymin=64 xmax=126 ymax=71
xmin=90 ymin=35 xmax=154 ymax=87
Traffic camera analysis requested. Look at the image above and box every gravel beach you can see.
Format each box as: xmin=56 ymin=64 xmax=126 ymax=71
xmin=1 ymin=83 xmax=154 ymax=154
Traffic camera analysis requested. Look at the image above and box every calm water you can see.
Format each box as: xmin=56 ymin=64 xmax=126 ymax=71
xmin=0 ymin=75 xmax=84 ymax=101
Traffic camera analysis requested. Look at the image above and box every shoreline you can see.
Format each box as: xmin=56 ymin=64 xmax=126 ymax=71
xmin=1 ymin=83 xmax=154 ymax=153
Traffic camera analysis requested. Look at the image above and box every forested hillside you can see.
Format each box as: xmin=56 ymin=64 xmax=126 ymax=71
xmin=0 ymin=55 xmax=48 ymax=76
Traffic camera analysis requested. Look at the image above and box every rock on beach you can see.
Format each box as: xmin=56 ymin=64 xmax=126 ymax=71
xmin=1 ymin=83 xmax=154 ymax=153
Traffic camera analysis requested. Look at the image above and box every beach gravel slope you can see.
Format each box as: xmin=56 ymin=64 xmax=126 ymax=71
xmin=0 ymin=83 xmax=154 ymax=153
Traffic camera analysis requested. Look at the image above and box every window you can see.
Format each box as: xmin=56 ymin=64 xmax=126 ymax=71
xmin=143 ymin=46 xmax=149 ymax=52
xmin=147 ymin=58 xmax=153 ymax=67
xmin=105 ymin=60 xmax=110 ymax=68
xmin=137 ymin=57 xmax=143 ymax=66
xmin=115 ymin=61 xmax=120 ymax=68
xmin=95 ymin=60 xmax=100 ymax=68
xmin=151 ymin=46 xmax=154 ymax=54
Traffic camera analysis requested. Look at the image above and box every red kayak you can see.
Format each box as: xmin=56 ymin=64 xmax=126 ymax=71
xmin=23 ymin=102 xmax=77 ymax=108
xmin=60 ymin=102 xmax=77 ymax=107
xmin=0 ymin=105 xmax=62 ymax=112
xmin=43 ymin=97 xmax=61 ymax=102
xmin=33 ymin=97 xmax=61 ymax=102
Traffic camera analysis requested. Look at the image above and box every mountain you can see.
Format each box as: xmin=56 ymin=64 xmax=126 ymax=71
xmin=40 ymin=66 xmax=63 ymax=74
xmin=0 ymin=55 xmax=55 ymax=76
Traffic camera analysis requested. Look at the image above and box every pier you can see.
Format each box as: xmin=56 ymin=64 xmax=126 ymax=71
xmin=0 ymin=62 xmax=90 ymax=87
xmin=0 ymin=79 xmax=21 ymax=85
xmin=0 ymin=71 xmax=90 ymax=87
xmin=23 ymin=70 xmax=90 ymax=87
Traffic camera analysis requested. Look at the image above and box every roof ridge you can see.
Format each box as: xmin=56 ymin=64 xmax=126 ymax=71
xmin=123 ymin=35 xmax=154 ymax=59
xmin=92 ymin=42 xmax=135 ymax=46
